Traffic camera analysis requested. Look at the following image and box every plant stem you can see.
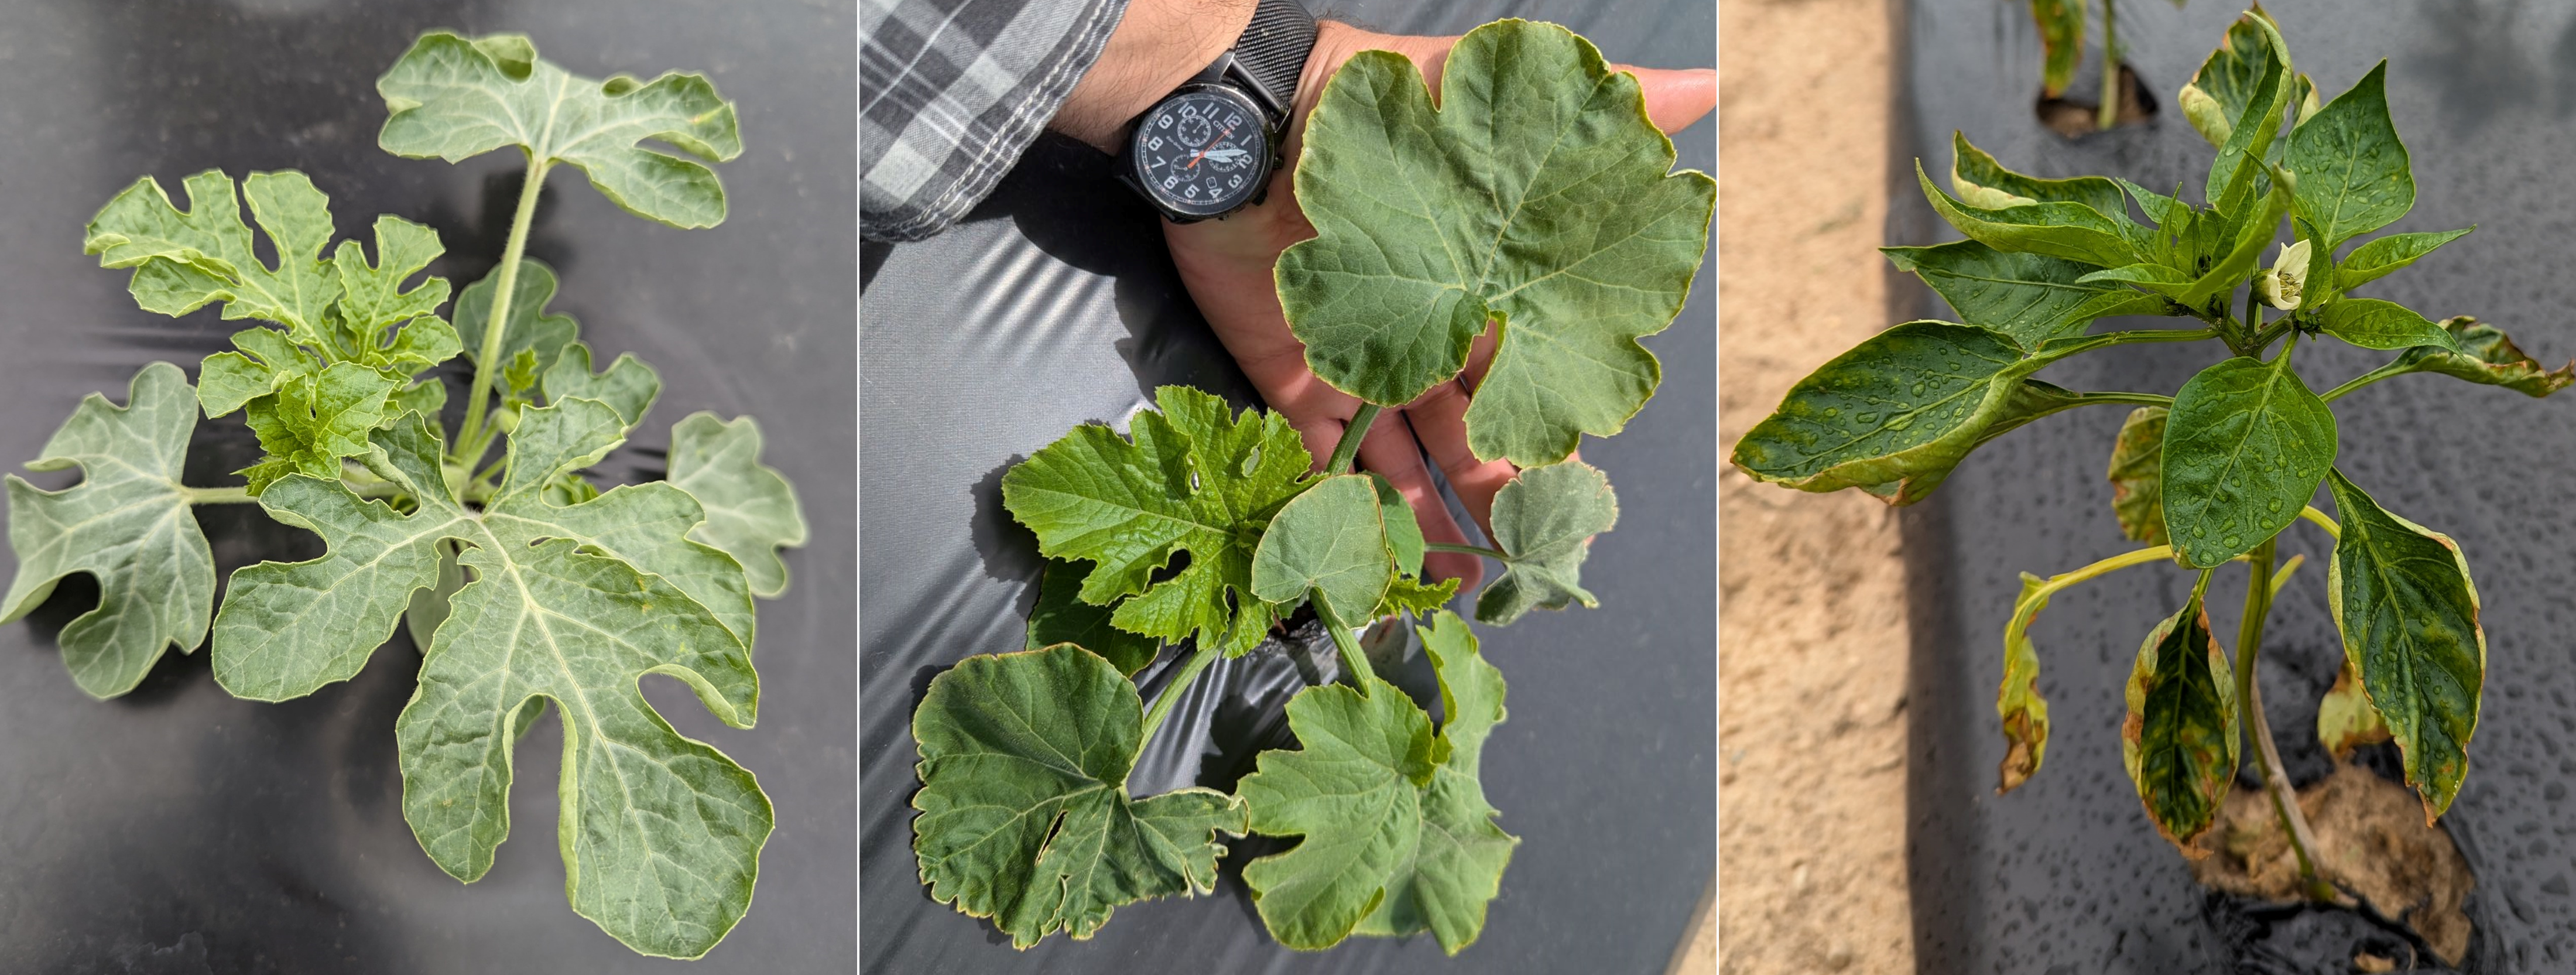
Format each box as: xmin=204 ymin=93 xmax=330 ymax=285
xmin=2320 ymin=357 xmax=2420 ymax=402
xmin=1425 ymin=540 xmax=1509 ymax=560
xmin=180 ymin=485 xmax=262 ymax=505
xmin=454 ymin=154 xmax=552 ymax=464
xmin=2298 ymin=505 xmax=2340 ymax=539
xmin=1311 ymin=588 xmax=1374 ymax=692
xmin=1327 ymin=403 xmax=1379 ymax=476
xmin=2234 ymin=534 xmax=2342 ymax=903
xmin=1138 ymin=643 xmax=1218 ymax=746
xmin=2096 ymin=0 xmax=2120 ymax=131
xmin=2067 ymin=391 xmax=2173 ymax=408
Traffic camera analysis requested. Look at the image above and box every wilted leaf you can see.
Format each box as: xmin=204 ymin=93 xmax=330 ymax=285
xmin=2160 ymin=351 xmax=2337 ymax=568
xmin=2324 ymin=468 xmax=2483 ymax=822
xmin=1475 ymin=460 xmax=1618 ymax=626
xmin=1881 ymin=240 xmax=2166 ymax=347
xmin=913 ymin=645 xmax=1248 ymax=947
xmin=667 ymin=412 xmax=806 ymax=598
xmin=210 ymin=408 xmax=765 ymax=957
xmin=1275 ymin=19 xmax=1713 ymax=466
xmin=1241 ymin=611 xmax=1515 ymax=953
xmin=1025 ymin=560 xmax=1160 ymax=676
xmin=1 ymin=363 xmax=214 ymax=698
xmin=1951 ymin=132 xmax=2129 ymax=216
xmin=2107 ymin=406 xmax=2169 ymax=545
xmin=1996 ymin=572 xmax=2053 ymax=793
xmin=1001 ymin=386 xmax=1315 ymax=656
xmin=2026 ymin=0 xmax=2085 ymax=97
xmin=2317 ymin=658 xmax=2392 ymax=760
xmin=2286 ymin=61 xmax=2413 ymax=252
xmin=2396 ymin=316 xmax=2574 ymax=398
xmin=2121 ymin=587 xmax=2239 ymax=852
xmin=378 ymin=32 xmax=744 ymax=228
xmin=1251 ymin=474 xmax=1393 ymax=620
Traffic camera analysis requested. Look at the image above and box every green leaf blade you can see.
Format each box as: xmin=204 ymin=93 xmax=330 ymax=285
xmin=1476 ymin=460 xmax=1618 ymax=625
xmin=2286 ymin=61 xmax=2412 ymax=251
xmin=2160 ymin=353 xmax=2337 ymax=568
xmin=666 ymin=412 xmax=806 ymax=598
xmin=1 ymin=363 xmax=214 ymax=698
xmin=2324 ymin=469 xmax=2484 ymax=822
xmin=1277 ymin=20 xmax=1713 ymax=466
xmin=1882 ymin=241 xmax=2166 ymax=347
xmin=2315 ymin=297 xmax=2459 ymax=351
xmin=376 ymin=32 xmax=744 ymax=228
xmin=912 ymin=645 xmax=1248 ymax=947
xmin=1251 ymin=474 xmax=1393 ymax=620
xmin=1729 ymin=321 xmax=2039 ymax=502
xmin=2336 ymin=227 xmax=2471 ymax=291
xmin=1025 ymin=560 xmax=1160 ymax=676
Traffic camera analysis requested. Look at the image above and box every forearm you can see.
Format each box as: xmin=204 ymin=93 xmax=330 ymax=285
xmin=1050 ymin=0 xmax=1259 ymax=152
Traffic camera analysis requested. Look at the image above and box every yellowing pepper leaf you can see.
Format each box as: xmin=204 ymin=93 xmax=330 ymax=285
xmin=1001 ymin=386 xmax=1316 ymax=656
xmin=377 ymin=31 xmax=744 ymax=229
xmin=1996 ymin=572 xmax=2054 ymax=793
xmin=1276 ymin=19 xmax=1713 ymax=467
xmin=2324 ymin=468 xmax=2484 ymax=823
xmin=1477 ymin=460 xmax=1618 ymax=626
xmin=666 ymin=413 xmax=806 ymax=599
xmin=208 ymin=408 xmax=765 ymax=957
xmin=912 ymin=645 xmax=1248 ymax=947
xmin=2318 ymin=658 xmax=2392 ymax=760
xmin=1240 ymin=611 xmax=1516 ymax=953
xmin=2106 ymin=406 xmax=2169 ymax=545
xmin=1 ymin=363 xmax=214 ymax=699
xmin=2121 ymin=586 xmax=2238 ymax=853
xmin=2027 ymin=0 xmax=2085 ymax=97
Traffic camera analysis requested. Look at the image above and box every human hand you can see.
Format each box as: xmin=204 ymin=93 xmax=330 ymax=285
xmin=1160 ymin=23 xmax=1716 ymax=590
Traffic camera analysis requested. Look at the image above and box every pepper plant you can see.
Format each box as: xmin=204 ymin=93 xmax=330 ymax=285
xmin=908 ymin=19 xmax=1711 ymax=954
xmin=1736 ymin=8 xmax=2556 ymax=895
xmin=1 ymin=33 xmax=806 ymax=959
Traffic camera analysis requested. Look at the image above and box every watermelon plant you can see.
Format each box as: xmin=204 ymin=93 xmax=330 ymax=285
xmin=1736 ymin=8 xmax=2556 ymax=901
xmin=907 ymin=19 xmax=1712 ymax=954
xmin=0 ymin=32 xmax=806 ymax=959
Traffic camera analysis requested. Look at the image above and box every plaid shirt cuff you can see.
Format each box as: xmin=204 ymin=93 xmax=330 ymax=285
xmin=862 ymin=0 xmax=1131 ymax=242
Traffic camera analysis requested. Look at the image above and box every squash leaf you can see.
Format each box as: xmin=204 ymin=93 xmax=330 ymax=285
xmin=377 ymin=31 xmax=743 ymax=228
xmin=1240 ymin=611 xmax=1516 ymax=954
xmin=1276 ymin=19 xmax=1713 ymax=467
xmin=0 ymin=363 xmax=215 ymax=699
xmin=912 ymin=645 xmax=1248 ymax=947
xmin=1025 ymin=560 xmax=1160 ymax=676
xmin=1476 ymin=460 xmax=1618 ymax=625
xmin=1001 ymin=386 xmax=1316 ymax=656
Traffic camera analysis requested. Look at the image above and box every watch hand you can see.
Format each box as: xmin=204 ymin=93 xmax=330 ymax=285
xmin=1185 ymin=126 xmax=1238 ymax=169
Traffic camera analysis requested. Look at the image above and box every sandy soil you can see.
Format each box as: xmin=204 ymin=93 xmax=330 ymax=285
xmin=1715 ymin=0 xmax=1916 ymax=971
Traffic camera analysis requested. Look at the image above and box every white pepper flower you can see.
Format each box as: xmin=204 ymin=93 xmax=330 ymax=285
xmin=2257 ymin=240 xmax=2311 ymax=311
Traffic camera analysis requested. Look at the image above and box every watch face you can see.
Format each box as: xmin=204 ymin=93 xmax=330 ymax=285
xmin=1132 ymin=87 xmax=1270 ymax=218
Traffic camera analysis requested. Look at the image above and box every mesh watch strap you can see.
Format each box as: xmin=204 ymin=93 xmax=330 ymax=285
xmin=1230 ymin=0 xmax=1317 ymax=116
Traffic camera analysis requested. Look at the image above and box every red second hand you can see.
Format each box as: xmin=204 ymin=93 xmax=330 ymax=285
xmin=1185 ymin=125 xmax=1237 ymax=170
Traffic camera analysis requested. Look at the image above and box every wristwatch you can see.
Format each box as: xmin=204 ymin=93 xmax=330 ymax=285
xmin=1113 ymin=0 xmax=1318 ymax=223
